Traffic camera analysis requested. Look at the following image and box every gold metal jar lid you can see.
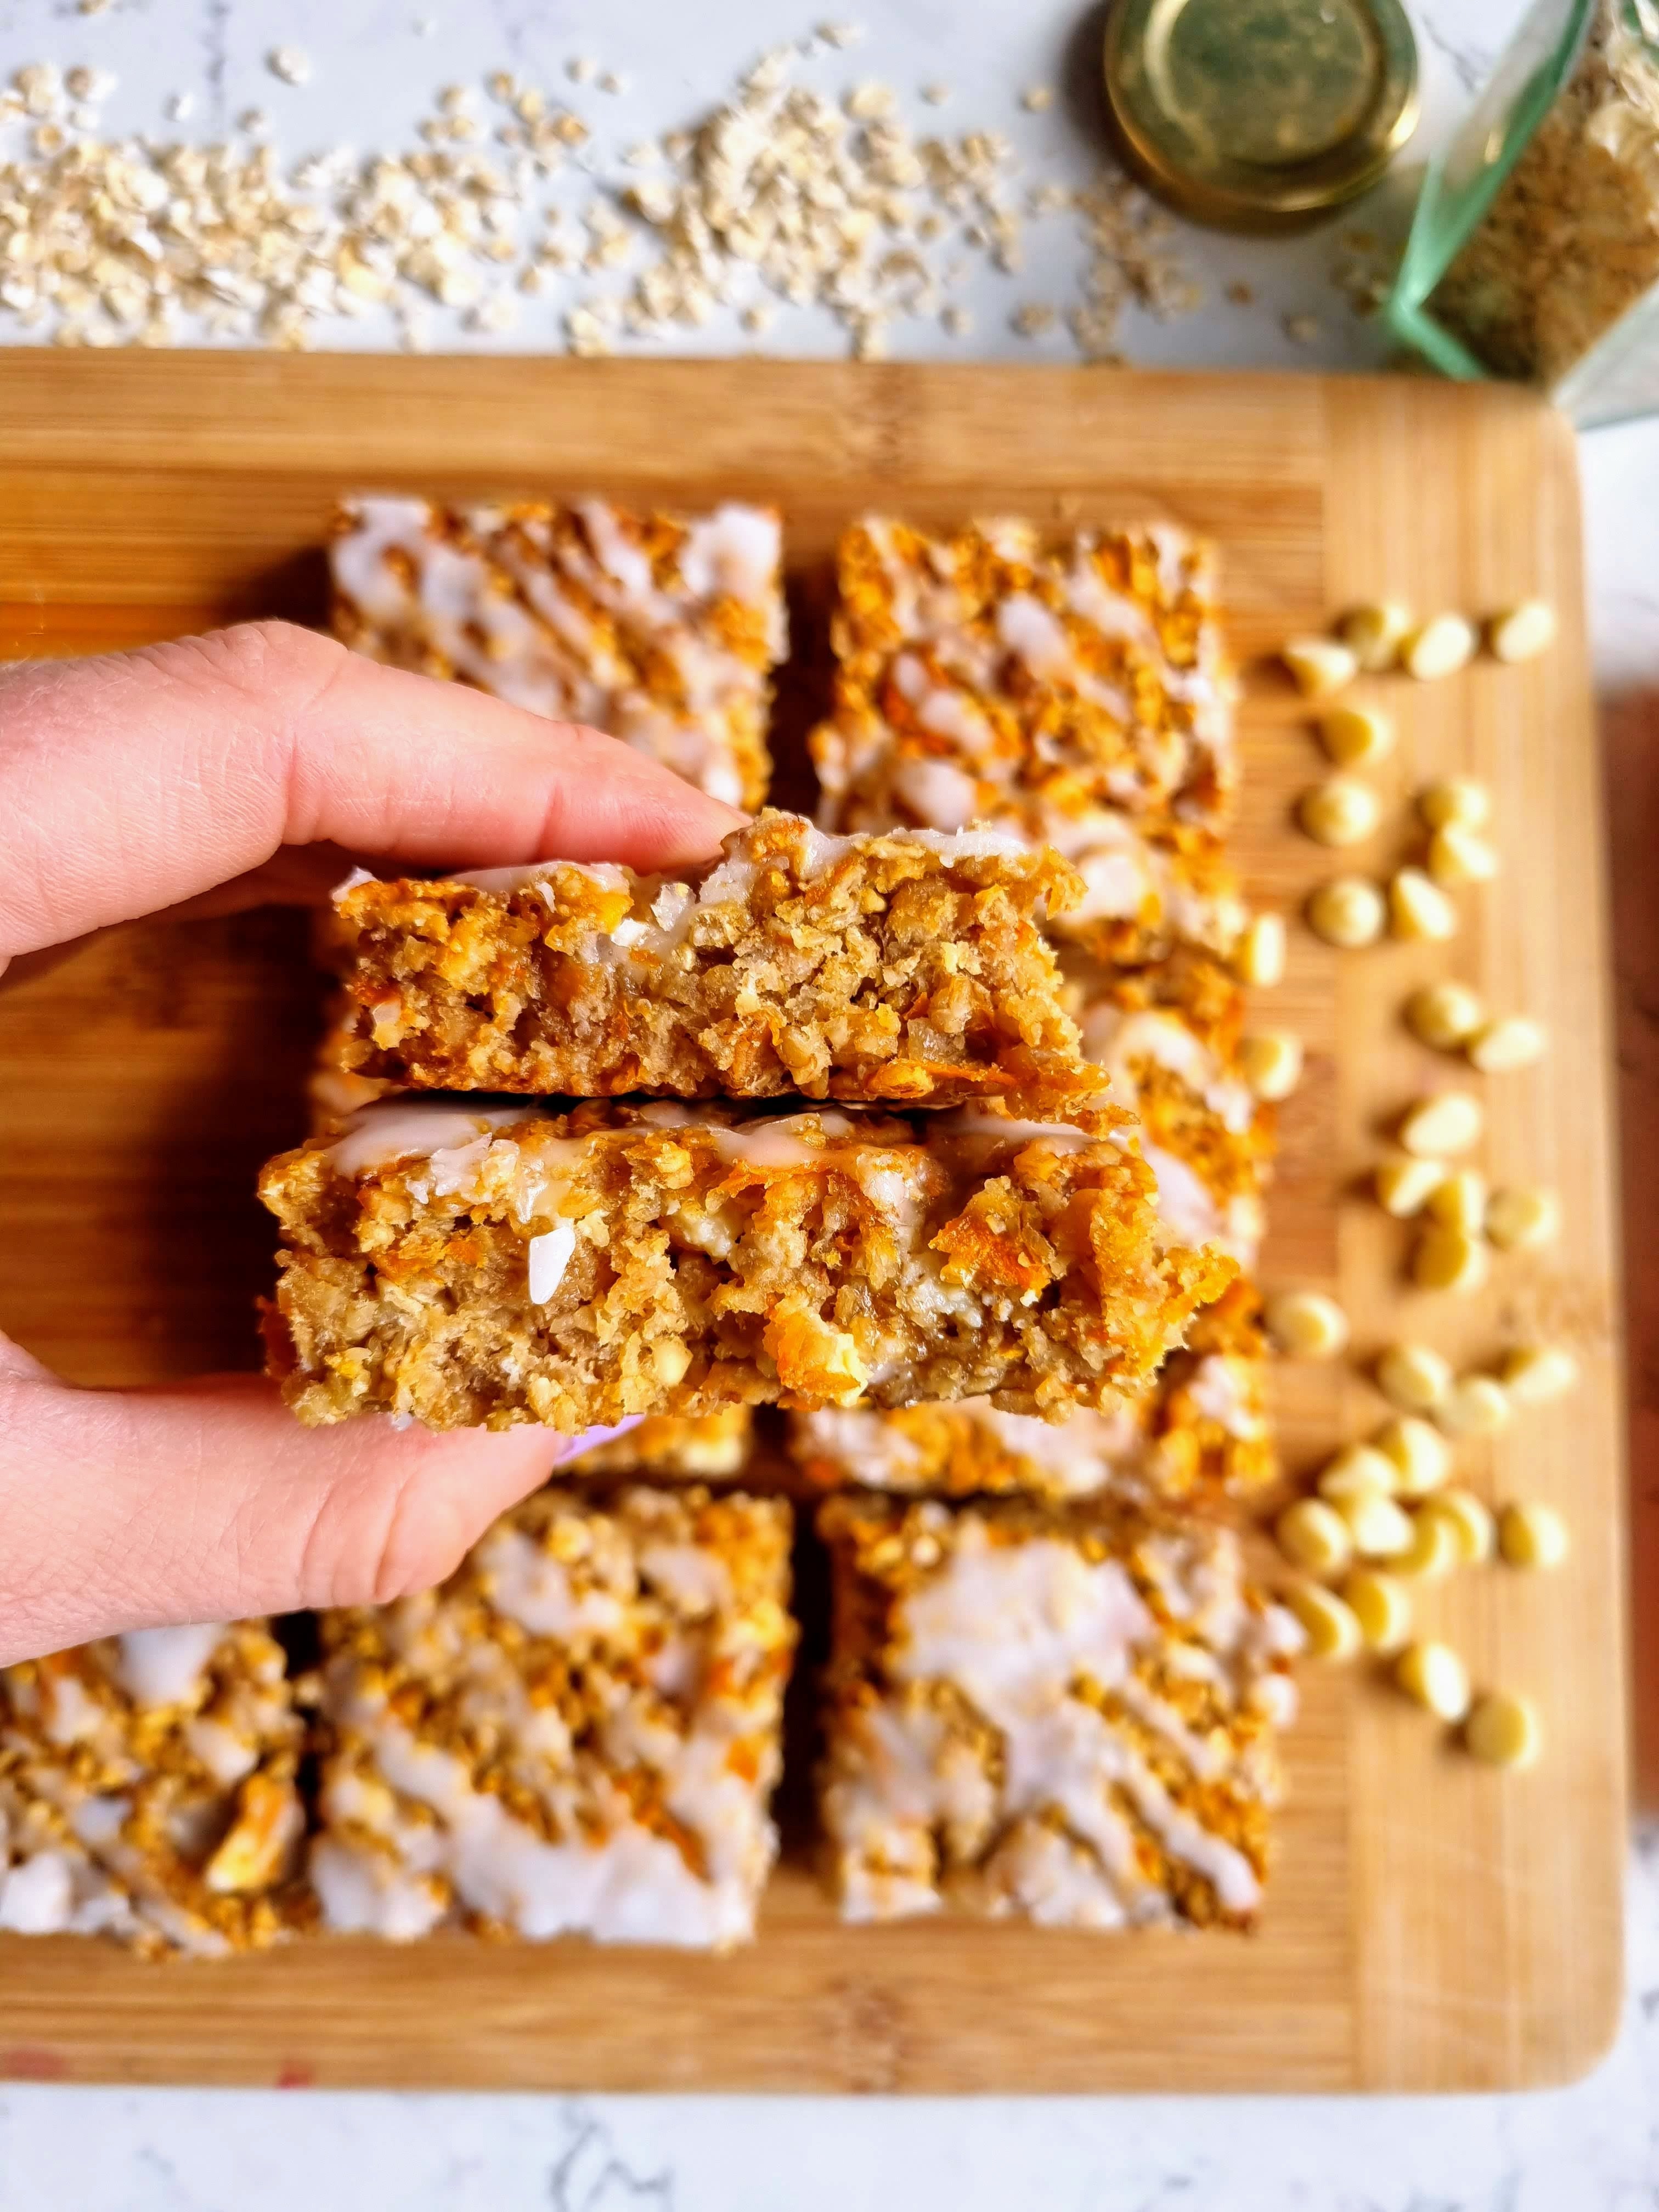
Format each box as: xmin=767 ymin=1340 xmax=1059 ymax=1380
xmin=1103 ymin=0 xmax=1420 ymax=230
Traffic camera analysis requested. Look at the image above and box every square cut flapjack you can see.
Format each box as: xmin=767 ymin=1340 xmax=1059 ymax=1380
xmin=0 ymin=1623 xmax=306 ymax=1956
xmin=308 ymin=1484 xmax=794 ymax=1948
xmin=330 ymin=494 xmax=786 ymax=809
xmin=326 ymin=810 xmax=1091 ymax=1111
xmin=809 ymin=516 xmax=1237 ymax=844
xmin=788 ymin=1278 xmax=1274 ymax=1509
xmin=258 ymin=1097 xmax=1237 ymax=1434
xmin=817 ymin=1492 xmax=1300 ymax=1929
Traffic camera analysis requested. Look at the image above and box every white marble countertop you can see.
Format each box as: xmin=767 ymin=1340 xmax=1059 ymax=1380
xmin=0 ymin=0 xmax=1655 ymax=2203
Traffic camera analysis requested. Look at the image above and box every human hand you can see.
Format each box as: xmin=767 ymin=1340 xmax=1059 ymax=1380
xmin=0 ymin=619 xmax=745 ymax=1666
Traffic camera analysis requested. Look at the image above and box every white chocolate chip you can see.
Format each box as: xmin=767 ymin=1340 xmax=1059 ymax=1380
xmin=1338 ymin=1491 xmax=1415 ymax=1560
xmin=268 ymin=45 xmax=312 ymax=85
xmin=1265 ymin=1289 xmax=1350 ymax=1359
xmin=1413 ymin=1220 xmax=1491 ymax=1295
xmin=1427 ymin=823 xmax=1499 ymax=889
xmin=1276 ymin=1497 xmax=1353 ymax=1577
xmin=1375 ymin=1415 xmax=1451 ymax=1497
xmin=1466 ymin=1015 xmax=1546 ymax=1074
xmin=1396 ymin=1639 xmax=1471 ymax=1720
xmin=1282 ymin=637 xmax=1358 ymax=699
xmin=1487 ymin=600 xmax=1556 ymax=664
xmin=1307 ymin=876 xmax=1386 ymax=949
xmin=1376 ymin=1341 xmax=1453 ymax=1413
xmin=1399 ymin=1091 xmax=1483 ymax=1157
xmin=1485 ymin=1185 xmax=1560 ymax=1251
xmin=1236 ymin=912 xmax=1287 ymax=988
xmin=1424 ymin=1486 xmax=1496 ymax=1565
xmin=1394 ymin=1505 xmax=1462 ymax=1579
xmin=1285 ymin=1579 xmax=1363 ymax=1660
xmin=1318 ymin=703 xmax=1395 ymax=767
xmin=1298 ymin=775 xmax=1380 ymax=847
xmin=1336 ymin=600 xmax=1413 ymax=673
xmin=1317 ymin=1444 xmax=1400 ymax=1503
xmin=1406 ymin=980 xmax=1486 ymax=1051
xmin=1239 ymin=1031 xmax=1304 ymax=1101
xmin=1436 ymin=1375 xmax=1512 ymax=1439
xmin=1497 ymin=1498 xmax=1570 ymax=1570
xmin=1342 ymin=1567 xmax=1413 ymax=1653
xmin=1375 ymin=1154 xmax=1447 ymax=1217
xmin=1390 ymin=867 xmax=1458 ymax=943
xmin=1465 ymin=1689 xmax=1543 ymax=1767
xmin=1418 ymin=776 xmax=1491 ymax=831
xmin=1402 ymin=613 xmax=1477 ymax=681
xmin=1425 ymin=1169 xmax=1488 ymax=1235
xmin=1499 ymin=1344 xmax=1579 ymax=1405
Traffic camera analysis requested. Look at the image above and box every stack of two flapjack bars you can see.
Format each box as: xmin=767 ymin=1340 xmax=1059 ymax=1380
xmin=281 ymin=495 xmax=1300 ymax=1944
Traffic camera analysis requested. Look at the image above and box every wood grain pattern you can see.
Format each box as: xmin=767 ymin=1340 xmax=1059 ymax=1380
xmin=0 ymin=355 xmax=1626 ymax=2092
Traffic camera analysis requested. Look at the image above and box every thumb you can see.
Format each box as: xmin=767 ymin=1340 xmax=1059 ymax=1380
xmin=0 ymin=1356 xmax=628 ymax=1664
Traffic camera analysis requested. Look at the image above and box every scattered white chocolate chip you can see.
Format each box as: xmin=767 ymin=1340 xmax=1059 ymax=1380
xmin=1282 ymin=638 xmax=1358 ymax=700
xmin=1375 ymin=1415 xmax=1451 ymax=1498
xmin=1317 ymin=1443 xmax=1400 ymax=1503
xmin=1338 ymin=1491 xmax=1415 ymax=1560
xmin=1406 ymin=979 xmax=1486 ymax=1051
xmin=1425 ymin=1169 xmax=1488 ymax=1235
xmin=1337 ymin=600 xmax=1413 ymax=673
xmin=1497 ymin=1498 xmax=1571 ymax=1570
xmin=1389 ymin=866 xmax=1458 ymax=943
xmin=1413 ymin=1223 xmax=1489 ymax=1294
xmin=1418 ymin=776 xmax=1491 ymax=831
xmin=1436 ymin=1375 xmax=1512 ymax=1440
xmin=1298 ymin=774 xmax=1381 ymax=847
xmin=1265 ymin=1289 xmax=1350 ymax=1359
xmin=1396 ymin=1639 xmax=1472 ymax=1720
xmin=1239 ymin=1031 xmax=1304 ymax=1102
xmin=1307 ymin=876 xmax=1386 ymax=949
xmin=1398 ymin=1091 xmax=1483 ymax=1158
xmin=1318 ymin=702 xmax=1394 ymax=767
xmin=1466 ymin=1015 xmax=1546 ymax=1074
xmin=1394 ymin=1504 xmax=1462 ymax=1580
xmin=1236 ymin=912 xmax=1287 ymax=988
xmin=1343 ymin=1567 xmax=1413 ymax=1654
xmin=1285 ymin=1580 xmax=1363 ymax=1660
xmin=1485 ymin=1185 xmax=1560 ymax=1251
xmin=1020 ymin=84 xmax=1053 ymax=111
xmin=1465 ymin=1689 xmax=1543 ymax=1768
xmin=1276 ymin=1497 xmax=1354 ymax=1577
xmin=1487 ymin=600 xmax=1556 ymax=664
xmin=1402 ymin=613 xmax=1477 ymax=681
xmin=1376 ymin=1341 xmax=1454 ymax=1414
xmin=1424 ymin=1486 xmax=1496 ymax=1565
xmin=1375 ymin=1154 xmax=1447 ymax=1218
xmin=268 ymin=45 xmax=312 ymax=84
xmin=1427 ymin=823 xmax=1499 ymax=889
xmin=1499 ymin=1343 xmax=1579 ymax=1406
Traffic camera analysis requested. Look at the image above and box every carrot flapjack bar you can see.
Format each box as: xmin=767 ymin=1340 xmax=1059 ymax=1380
xmin=1071 ymin=948 xmax=1271 ymax=1269
xmin=259 ymin=1096 xmax=1235 ymax=1434
xmin=327 ymin=810 xmax=1090 ymax=1110
xmin=0 ymin=1624 xmax=306 ymax=1956
xmin=809 ymin=516 xmax=1236 ymax=843
xmin=330 ymin=494 xmax=786 ymax=809
xmin=309 ymin=1484 xmax=794 ymax=1948
xmin=817 ymin=1492 xmax=1300 ymax=1929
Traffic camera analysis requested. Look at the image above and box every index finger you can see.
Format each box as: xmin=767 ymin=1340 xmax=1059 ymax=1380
xmin=0 ymin=620 xmax=747 ymax=963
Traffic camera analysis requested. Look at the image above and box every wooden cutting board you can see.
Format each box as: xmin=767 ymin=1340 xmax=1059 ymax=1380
xmin=0 ymin=355 xmax=1626 ymax=2094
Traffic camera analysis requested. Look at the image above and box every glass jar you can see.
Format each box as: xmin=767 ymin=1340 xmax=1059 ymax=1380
xmin=1387 ymin=0 xmax=1659 ymax=426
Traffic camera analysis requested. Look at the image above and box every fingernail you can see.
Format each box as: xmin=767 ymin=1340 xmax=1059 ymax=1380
xmin=549 ymin=1416 xmax=641 ymax=1466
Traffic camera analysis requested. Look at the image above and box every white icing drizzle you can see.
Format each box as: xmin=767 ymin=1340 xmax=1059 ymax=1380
xmin=115 ymin=1624 xmax=226 ymax=1710
xmin=527 ymin=1220 xmax=577 ymax=1304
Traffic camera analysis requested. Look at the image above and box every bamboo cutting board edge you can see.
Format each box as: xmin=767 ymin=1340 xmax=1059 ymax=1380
xmin=0 ymin=356 xmax=1627 ymax=2094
